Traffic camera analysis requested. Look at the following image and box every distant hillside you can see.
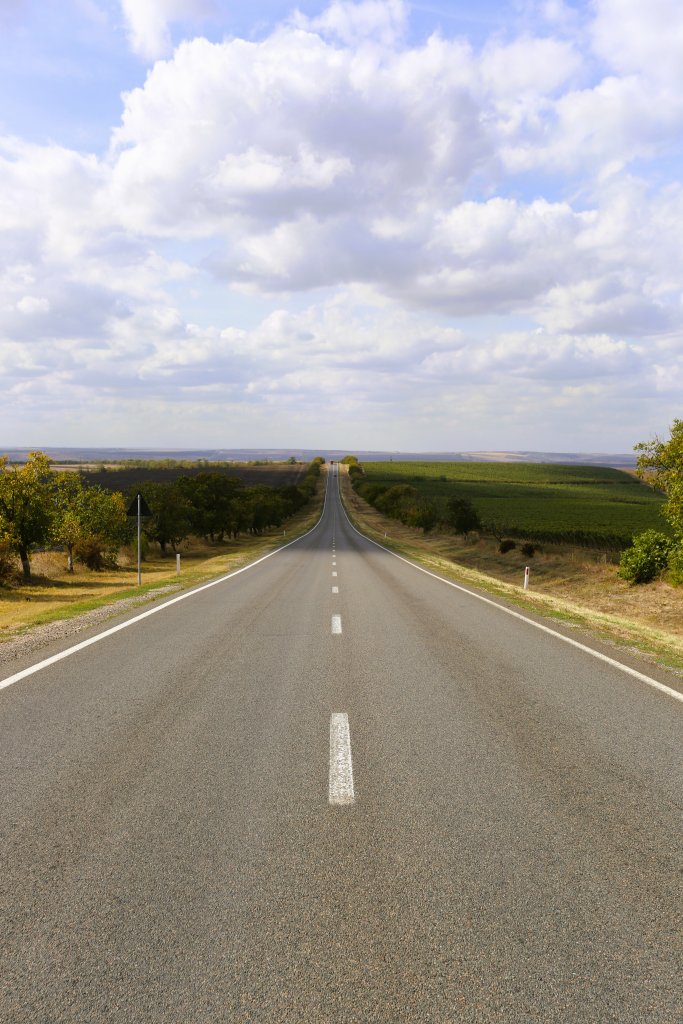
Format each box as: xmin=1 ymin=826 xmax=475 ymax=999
xmin=1 ymin=447 xmax=637 ymax=469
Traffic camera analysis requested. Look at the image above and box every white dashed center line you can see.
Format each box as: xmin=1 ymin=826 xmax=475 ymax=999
xmin=332 ymin=586 xmax=339 ymax=593
xmin=332 ymin=571 xmax=337 ymax=577
xmin=331 ymin=614 xmax=342 ymax=634
xmin=329 ymin=713 xmax=355 ymax=805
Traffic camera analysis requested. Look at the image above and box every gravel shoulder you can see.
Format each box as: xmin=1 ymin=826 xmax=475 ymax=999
xmin=0 ymin=584 xmax=183 ymax=671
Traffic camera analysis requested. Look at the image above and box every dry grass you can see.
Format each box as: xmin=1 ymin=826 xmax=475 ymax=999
xmin=340 ymin=471 xmax=683 ymax=673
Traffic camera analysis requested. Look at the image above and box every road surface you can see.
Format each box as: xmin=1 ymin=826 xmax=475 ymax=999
xmin=1 ymin=468 xmax=682 ymax=1022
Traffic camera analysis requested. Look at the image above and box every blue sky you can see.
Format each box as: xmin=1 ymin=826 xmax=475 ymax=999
xmin=1 ymin=0 xmax=682 ymax=451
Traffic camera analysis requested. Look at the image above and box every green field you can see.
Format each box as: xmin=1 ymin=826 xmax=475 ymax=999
xmin=356 ymin=461 xmax=666 ymax=548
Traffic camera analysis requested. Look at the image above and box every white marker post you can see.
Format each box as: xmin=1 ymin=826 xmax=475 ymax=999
xmin=176 ymin=553 xmax=181 ymax=576
xmin=524 ymin=565 xmax=530 ymax=590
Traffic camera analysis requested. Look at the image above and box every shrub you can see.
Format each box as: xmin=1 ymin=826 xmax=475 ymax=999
xmin=406 ymin=502 xmax=438 ymax=533
xmin=667 ymin=543 xmax=683 ymax=586
xmin=74 ymin=535 xmax=118 ymax=571
xmin=357 ymin=483 xmax=387 ymax=503
xmin=618 ymin=530 xmax=673 ymax=584
xmin=521 ymin=542 xmax=536 ymax=557
xmin=445 ymin=497 xmax=481 ymax=535
xmin=499 ymin=539 xmax=516 ymax=553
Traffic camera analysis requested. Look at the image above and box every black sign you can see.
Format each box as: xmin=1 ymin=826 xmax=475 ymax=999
xmin=127 ymin=493 xmax=152 ymax=517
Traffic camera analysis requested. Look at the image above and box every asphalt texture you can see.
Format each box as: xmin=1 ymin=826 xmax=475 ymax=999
xmin=1 ymin=469 xmax=682 ymax=1023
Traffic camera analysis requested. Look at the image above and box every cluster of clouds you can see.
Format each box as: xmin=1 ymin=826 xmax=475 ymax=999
xmin=2 ymin=0 xmax=683 ymax=446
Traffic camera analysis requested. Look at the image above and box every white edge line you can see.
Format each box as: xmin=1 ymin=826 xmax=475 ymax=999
xmin=337 ymin=476 xmax=683 ymax=705
xmin=0 ymin=474 xmax=331 ymax=693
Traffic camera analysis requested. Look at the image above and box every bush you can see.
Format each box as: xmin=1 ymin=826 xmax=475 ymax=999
xmin=74 ymin=535 xmax=118 ymax=571
xmin=445 ymin=497 xmax=481 ymax=535
xmin=521 ymin=542 xmax=536 ymax=557
xmin=357 ymin=483 xmax=387 ymax=503
xmin=499 ymin=539 xmax=516 ymax=553
xmin=618 ymin=530 xmax=673 ymax=584
xmin=667 ymin=543 xmax=683 ymax=586
xmin=406 ymin=502 xmax=438 ymax=533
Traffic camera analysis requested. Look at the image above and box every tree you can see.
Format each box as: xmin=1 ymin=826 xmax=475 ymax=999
xmin=406 ymin=502 xmax=438 ymax=533
xmin=73 ymin=486 xmax=128 ymax=570
xmin=81 ymin=486 xmax=127 ymax=550
xmin=445 ymin=497 xmax=481 ymax=535
xmin=138 ymin=482 xmax=192 ymax=553
xmin=177 ymin=473 xmax=243 ymax=541
xmin=635 ymin=419 xmax=683 ymax=535
xmin=54 ymin=474 xmax=87 ymax=572
xmin=0 ymin=452 xmax=54 ymax=579
xmin=376 ymin=484 xmax=418 ymax=518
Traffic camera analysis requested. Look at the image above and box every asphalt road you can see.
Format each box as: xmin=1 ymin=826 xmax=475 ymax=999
xmin=1 ymin=468 xmax=682 ymax=1022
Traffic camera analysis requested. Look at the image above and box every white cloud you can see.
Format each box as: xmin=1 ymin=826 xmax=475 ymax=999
xmin=2 ymin=0 xmax=683 ymax=448
xmin=592 ymin=0 xmax=683 ymax=84
xmin=107 ymin=29 xmax=495 ymax=238
xmin=16 ymin=295 xmax=50 ymax=315
xmin=120 ymin=0 xmax=215 ymax=60
xmin=292 ymin=0 xmax=408 ymax=46
xmin=3 ymin=287 xmax=676 ymax=450
xmin=480 ymin=35 xmax=580 ymax=97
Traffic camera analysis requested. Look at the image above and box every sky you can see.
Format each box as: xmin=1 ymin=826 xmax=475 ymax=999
xmin=1 ymin=0 xmax=682 ymax=452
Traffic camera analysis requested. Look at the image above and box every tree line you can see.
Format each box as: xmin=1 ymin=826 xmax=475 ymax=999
xmin=0 ymin=453 xmax=324 ymax=583
xmin=348 ymin=460 xmax=482 ymax=536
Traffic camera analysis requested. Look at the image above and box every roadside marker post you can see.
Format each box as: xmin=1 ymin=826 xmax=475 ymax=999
xmin=176 ymin=553 xmax=180 ymax=576
xmin=524 ymin=565 xmax=530 ymax=590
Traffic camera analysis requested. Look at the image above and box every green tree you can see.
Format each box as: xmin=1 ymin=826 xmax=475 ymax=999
xmin=406 ymin=502 xmax=438 ymax=533
xmin=139 ymin=482 xmax=192 ymax=553
xmin=73 ymin=487 xmax=128 ymax=570
xmin=445 ymin=497 xmax=481 ymax=535
xmin=635 ymin=419 xmax=683 ymax=535
xmin=177 ymin=473 xmax=243 ymax=541
xmin=0 ymin=452 xmax=55 ymax=579
xmin=82 ymin=487 xmax=127 ymax=547
xmin=54 ymin=474 xmax=87 ymax=572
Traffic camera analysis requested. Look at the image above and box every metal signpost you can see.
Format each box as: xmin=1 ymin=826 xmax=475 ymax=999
xmin=126 ymin=493 xmax=151 ymax=586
